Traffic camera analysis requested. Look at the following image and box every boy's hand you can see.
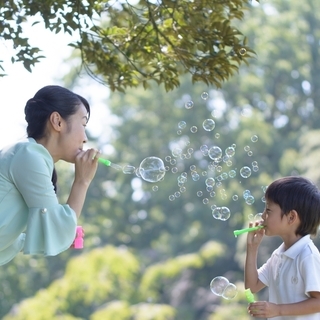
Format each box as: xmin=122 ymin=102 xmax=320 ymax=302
xmin=248 ymin=301 xmax=280 ymax=318
xmin=246 ymin=222 xmax=264 ymax=248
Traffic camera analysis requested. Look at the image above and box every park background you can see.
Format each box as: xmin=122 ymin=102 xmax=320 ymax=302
xmin=1 ymin=0 xmax=320 ymax=319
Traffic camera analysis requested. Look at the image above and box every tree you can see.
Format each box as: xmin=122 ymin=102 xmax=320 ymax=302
xmin=0 ymin=0 xmax=256 ymax=91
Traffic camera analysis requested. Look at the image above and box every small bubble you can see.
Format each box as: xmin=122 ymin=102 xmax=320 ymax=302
xmin=228 ymin=170 xmax=237 ymax=178
xmin=152 ymin=186 xmax=159 ymax=192
xmin=215 ymin=133 xmax=220 ymax=139
xmin=208 ymin=146 xmax=222 ymax=161
xmin=197 ymin=191 xmax=203 ymax=197
xmin=247 ymin=151 xmax=253 ymax=157
xmin=205 ymin=177 xmax=215 ymax=187
xmin=192 ymin=173 xmax=200 ymax=181
xmin=170 ymin=159 xmax=177 ymax=165
xmin=190 ymin=126 xmax=198 ymax=133
xmin=180 ymin=186 xmax=186 ymax=193
xmin=165 ymin=156 xmax=171 ymax=162
xmin=239 ymin=48 xmax=247 ymax=56
xmin=245 ymin=195 xmax=255 ymax=205
xmin=212 ymin=207 xmax=222 ymax=220
xmin=201 ymin=91 xmax=209 ymax=100
xmin=200 ymin=145 xmax=209 ymax=156
xmin=240 ymin=166 xmax=252 ymax=178
xmin=169 ymin=195 xmax=175 ymax=201
xmin=232 ymin=195 xmax=238 ymax=201
xmin=252 ymin=166 xmax=259 ymax=172
xmin=251 ymin=135 xmax=258 ymax=142
xmin=243 ymin=190 xmax=251 ymax=199
xmin=185 ymin=100 xmax=194 ymax=109
xmin=225 ymin=146 xmax=235 ymax=157
xmin=174 ymin=191 xmax=181 ymax=198
xmin=187 ymin=148 xmax=194 ymax=154
xmin=244 ymin=145 xmax=250 ymax=152
xmin=178 ymin=121 xmax=187 ymax=129
xmin=171 ymin=167 xmax=178 ymax=173
xmin=123 ymin=165 xmax=136 ymax=174
xmin=202 ymin=119 xmax=216 ymax=131
xmin=203 ymin=198 xmax=209 ymax=204
xmin=220 ymin=207 xmax=231 ymax=221
xmin=177 ymin=130 xmax=182 ymax=135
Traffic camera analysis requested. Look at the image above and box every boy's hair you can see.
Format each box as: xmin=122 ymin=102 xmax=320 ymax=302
xmin=265 ymin=176 xmax=320 ymax=236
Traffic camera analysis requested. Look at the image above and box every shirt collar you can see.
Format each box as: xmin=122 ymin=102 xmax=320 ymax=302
xmin=278 ymin=235 xmax=311 ymax=259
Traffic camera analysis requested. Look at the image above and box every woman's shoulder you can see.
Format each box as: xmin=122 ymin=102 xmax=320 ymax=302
xmin=1 ymin=138 xmax=53 ymax=168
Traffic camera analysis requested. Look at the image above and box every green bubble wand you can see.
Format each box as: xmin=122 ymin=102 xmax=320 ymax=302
xmin=98 ymin=158 xmax=123 ymax=171
xmin=245 ymin=288 xmax=255 ymax=303
xmin=233 ymin=225 xmax=264 ymax=237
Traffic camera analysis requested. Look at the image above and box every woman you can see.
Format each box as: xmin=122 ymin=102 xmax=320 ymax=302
xmin=0 ymin=85 xmax=100 ymax=265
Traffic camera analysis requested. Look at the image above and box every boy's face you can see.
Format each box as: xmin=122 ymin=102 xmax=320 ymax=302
xmin=262 ymin=200 xmax=287 ymax=236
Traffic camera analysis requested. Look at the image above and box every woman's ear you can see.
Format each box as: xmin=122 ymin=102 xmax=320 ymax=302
xmin=49 ymin=112 xmax=63 ymax=132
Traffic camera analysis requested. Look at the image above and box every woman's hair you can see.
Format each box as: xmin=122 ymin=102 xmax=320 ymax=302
xmin=24 ymin=85 xmax=90 ymax=192
xmin=265 ymin=176 xmax=320 ymax=236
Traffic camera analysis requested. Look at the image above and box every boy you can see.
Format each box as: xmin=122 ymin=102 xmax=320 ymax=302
xmin=245 ymin=176 xmax=320 ymax=319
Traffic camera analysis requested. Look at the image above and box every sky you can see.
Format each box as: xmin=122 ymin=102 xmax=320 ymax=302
xmin=0 ymin=19 xmax=112 ymax=149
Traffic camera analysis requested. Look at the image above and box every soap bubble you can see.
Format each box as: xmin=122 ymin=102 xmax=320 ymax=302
xmin=239 ymin=48 xmax=246 ymax=55
xmin=178 ymin=121 xmax=187 ymax=129
xmin=222 ymin=283 xmax=238 ymax=300
xmin=185 ymin=100 xmax=194 ymax=109
xmin=201 ymin=91 xmax=209 ymax=100
xmin=190 ymin=126 xmax=198 ymax=133
xmin=240 ymin=166 xmax=252 ymax=178
xmin=208 ymin=146 xmax=222 ymax=161
xmin=225 ymin=146 xmax=235 ymax=157
xmin=123 ymin=165 xmax=136 ymax=174
xmin=220 ymin=207 xmax=231 ymax=221
xmin=210 ymin=276 xmax=229 ymax=296
xmin=202 ymin=119 xmax=215 ymax=131
xmin=139 ymin=157 xmax=166 ymax=183
xmin=251 ymin=135 xmax=258 ymax=142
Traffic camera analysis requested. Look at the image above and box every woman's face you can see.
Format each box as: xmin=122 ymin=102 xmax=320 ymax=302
xmin=58 ymin=104 xmax=88 ymax=163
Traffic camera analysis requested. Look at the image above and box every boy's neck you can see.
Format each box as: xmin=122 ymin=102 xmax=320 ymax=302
xmin=282 ymin=234 xmax=302 ymax=251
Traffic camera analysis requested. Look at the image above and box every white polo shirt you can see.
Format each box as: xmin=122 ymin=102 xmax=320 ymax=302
xmin=258 ymin=235 xmax=320 ymax=320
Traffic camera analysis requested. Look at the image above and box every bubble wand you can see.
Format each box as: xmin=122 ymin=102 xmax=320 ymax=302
xmin=245 ymin=288 xmax=255 ymax=303
xmin=98 ymin=158 xmax=122 ymax=170
xmin=233 ymin=225 xmax=264 ymax=237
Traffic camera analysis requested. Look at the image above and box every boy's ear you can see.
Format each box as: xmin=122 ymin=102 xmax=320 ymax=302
xmin=288 ymin=210 xmax=299 ymax=225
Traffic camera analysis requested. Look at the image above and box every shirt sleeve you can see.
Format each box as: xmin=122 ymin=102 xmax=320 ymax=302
xmin=9 ymin=142 xmax=77 ymax=256
xmin=301 ymin=248 xmax=320 ymax=296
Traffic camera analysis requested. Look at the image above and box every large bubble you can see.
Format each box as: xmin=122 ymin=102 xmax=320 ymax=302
xmin=210 ymin=276 xmax=229 ymax=296
xmin=139 ymin=157 xmax=166 ymax=183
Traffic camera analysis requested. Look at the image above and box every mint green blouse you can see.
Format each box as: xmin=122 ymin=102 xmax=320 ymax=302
xmin=0 ymin=138 xmax=77 ymax=265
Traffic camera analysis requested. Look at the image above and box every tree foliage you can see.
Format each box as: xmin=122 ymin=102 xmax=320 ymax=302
xmin=0 ymin=0 xmax=256 ymax=91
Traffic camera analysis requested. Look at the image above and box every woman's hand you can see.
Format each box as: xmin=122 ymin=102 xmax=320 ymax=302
xmin=74 ymin=149 xmax=100 ymax=185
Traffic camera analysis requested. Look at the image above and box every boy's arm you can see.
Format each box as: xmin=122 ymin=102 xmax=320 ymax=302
xmin=248 ymin=291 xmax=320 ymax=318
xmin=244 ymin=224 xmax=266 ymax=293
